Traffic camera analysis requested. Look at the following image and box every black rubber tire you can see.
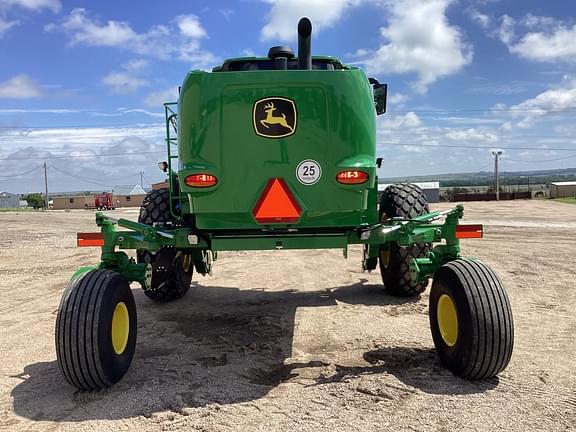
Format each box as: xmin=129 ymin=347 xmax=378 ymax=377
xmin=138 ymin=250 xmax=194 ymax=302
xmin=55 ymin=269 xmax=137 ymax=390
xmin=429 ymin=259 xmax=514 ymax=379
xmin=137 ymin=188 xmax=193 ymax=302
xmin=378 ymin=183 xmax=430 ymax=296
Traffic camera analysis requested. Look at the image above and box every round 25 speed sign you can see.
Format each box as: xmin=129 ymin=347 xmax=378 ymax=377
xmin=296 ymin=159 xmax=322 ymax=185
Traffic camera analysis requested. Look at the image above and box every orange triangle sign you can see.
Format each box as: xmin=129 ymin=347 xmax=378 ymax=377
xmin=253 ymin=178 xmax=301 ymax=224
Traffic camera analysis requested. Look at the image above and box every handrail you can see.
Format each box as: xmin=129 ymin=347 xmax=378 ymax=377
xmin=164 ymin=102 xmax=180 ymax=220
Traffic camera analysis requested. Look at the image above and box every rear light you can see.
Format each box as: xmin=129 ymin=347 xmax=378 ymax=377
xmin=336 ymin=170 xmax=369 ymax=185
xmin=455 ymin=224 xmax=483 ymax=239
xmin=185 ymin=173 xmax=218 ymax=188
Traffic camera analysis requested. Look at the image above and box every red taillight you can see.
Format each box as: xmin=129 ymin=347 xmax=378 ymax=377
xmin=455 ymin=224 xmax=483 ymax=239
xmin=336 ymin=170 xmax=369 ymax=185
xmin=185 ymin=174 xmax=218 ymax=188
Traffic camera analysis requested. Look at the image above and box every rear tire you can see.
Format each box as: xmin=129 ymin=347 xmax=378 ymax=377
xmin=378 ymin=183 xmax=430 ymax=296
xmin=429 ymin=259 xmax=514 ymax=379
xmin=137 ymin=188 xmax=193 ymax=302
xmin=56 ymin=269 xmax=137 ymax=390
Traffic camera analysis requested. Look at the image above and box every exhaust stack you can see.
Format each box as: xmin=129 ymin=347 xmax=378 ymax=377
xmin=298 ymin=18 xmax=312 ymax=70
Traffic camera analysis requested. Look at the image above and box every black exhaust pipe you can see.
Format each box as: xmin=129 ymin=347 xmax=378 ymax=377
xmin=298 ymin=17 xmax=312 ymax=70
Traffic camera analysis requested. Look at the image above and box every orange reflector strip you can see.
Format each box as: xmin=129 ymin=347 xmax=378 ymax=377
xmin=77 ymin=232 xmax=104 ymax=247
xmin=185 ymin=173 xmax=218 ymax=188
xmin=336 ymin=170 xmax=369 ymax=185
xmin=455 ymin=224 xmax=483 ymax=239
xmin=253 ymin=178 xmax=301 ymax=224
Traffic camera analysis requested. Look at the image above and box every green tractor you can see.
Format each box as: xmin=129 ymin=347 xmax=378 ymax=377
xmin=56 ymin=18 xmax=513 ymax=390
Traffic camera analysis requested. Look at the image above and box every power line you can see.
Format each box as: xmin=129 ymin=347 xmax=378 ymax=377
xmin=142 ymin=173 xmax=154 ymax=187
xmin=0 ymin=163 xmax=44 ymax=178
xmin=505 ymin=154 xmax=576 ymax=163
xmin=0 ymin=122 xmax=163 ymax=130
xmin=390 ymin=107 xmax=576 ymax=115
xmin=48 ymin=166 xmax=144 ymax=183
xmin=47 ymin=164 xmax=112 ymax=188
xmin=0 ymin=151 xmax=165 ymax=161
xmin=1 ymin=106 xmax=575 ymax=129
xmin=379 ymin=142 xmax=576 ymax=151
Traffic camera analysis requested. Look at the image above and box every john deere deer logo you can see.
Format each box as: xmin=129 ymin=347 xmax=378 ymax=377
xmin=253 ymin=97 xmax=297 ymax=138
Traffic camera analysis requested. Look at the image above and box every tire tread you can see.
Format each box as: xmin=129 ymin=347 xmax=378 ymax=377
xmin=438 ymin=259 xmax=514 ymax=379
xmin=56 ymin=269 xmax=134 ymax=390
xmin=379 ymin=183 xmax=430 ymax=297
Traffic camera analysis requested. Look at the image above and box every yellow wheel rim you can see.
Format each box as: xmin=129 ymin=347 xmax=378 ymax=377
xmin=381 ymin=249 xmax=390 ymax=267
xmin=437 ymin=294 xmax=458 ymax=347
xmin=111 ymin=302 xmax=130 ymax=355
xmin=182 ymin=253 xmax=192 ymax=272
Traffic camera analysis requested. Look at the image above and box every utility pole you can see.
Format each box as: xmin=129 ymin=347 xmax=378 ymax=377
xmin=140 ymin=170 xmax=144 ymax=188
xmin=492 ymin=151 xmax=502 ymax=201
xmin=43 ymin=162 xmax=49 ymax=209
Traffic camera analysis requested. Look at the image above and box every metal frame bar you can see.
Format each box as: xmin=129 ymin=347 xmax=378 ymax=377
xmin=81 ymin=205 xmax=468 ymax=288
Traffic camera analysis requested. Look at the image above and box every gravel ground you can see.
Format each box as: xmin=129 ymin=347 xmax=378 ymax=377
xmin=0 ymin=200 xmax=575 ymax=431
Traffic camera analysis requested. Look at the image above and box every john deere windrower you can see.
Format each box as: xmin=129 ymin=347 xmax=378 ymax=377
xmin=56 ymin=18 xmax=513 ymax=390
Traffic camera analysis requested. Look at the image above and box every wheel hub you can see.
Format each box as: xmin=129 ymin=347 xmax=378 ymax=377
xmin=111 ymin=302 xmax=130 ymax=355
xmin=437 ymin=294 xmax=458 ymax=347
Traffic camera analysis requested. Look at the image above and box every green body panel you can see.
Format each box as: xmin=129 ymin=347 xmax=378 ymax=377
xmin=177 ymin=68 xmax=377 ymax=230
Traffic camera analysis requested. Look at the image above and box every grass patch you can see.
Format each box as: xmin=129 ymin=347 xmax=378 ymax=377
xmin=552 ymin=197 xmax=576 ymax=205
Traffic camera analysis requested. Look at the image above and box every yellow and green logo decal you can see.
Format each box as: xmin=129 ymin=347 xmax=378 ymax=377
xmin=253 ymin=97 xmax=297 ymax=138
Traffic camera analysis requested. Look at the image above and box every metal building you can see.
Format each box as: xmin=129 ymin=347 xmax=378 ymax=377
xmin=0 ymin=191 xmax=19 ymax=208
xmin=112 ymin=185 xmax=147 ymax=208
xmin=550 ymin=181 xmax=576 ymax=198
xmin=52 ymin=195 xmax=94 ymax=210
xmin=378 ymin=182 xmax=440 ymax=203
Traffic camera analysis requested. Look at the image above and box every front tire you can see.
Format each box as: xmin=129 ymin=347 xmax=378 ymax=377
xmin=379 ymin=183 xmax=430 ymax=296
xmin=429 ymin=259 xmax=514 ymax=379
xmin=55 ymin=269 xmax=137 ymax=390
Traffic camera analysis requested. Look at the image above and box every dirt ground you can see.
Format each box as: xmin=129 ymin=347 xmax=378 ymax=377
xmin=0 ymin=200 xmax=575 ymax=431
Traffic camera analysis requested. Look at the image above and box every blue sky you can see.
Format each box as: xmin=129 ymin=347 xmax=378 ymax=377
xmin=0 ymin=0 xmax=575 ymax=193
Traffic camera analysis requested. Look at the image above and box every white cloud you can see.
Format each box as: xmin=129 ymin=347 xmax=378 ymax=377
xmin=0 ymin=74 xmax=42 ymax=98
xmin=358 ymin=0 xmax=472 ymax=93
xmin=122 ymin=59 xmax=148 ymax=72
xmin=508 ymin=79 xmax=576 ymax=128
xmin=46 ymin=8 xmax=139 ymax=47
xmin=467 ymin=8 xmax=490 ymax=29
xmin=0 ymin=18 xmax=19 ymax=37
xmin=510 ymin=25 xmax=576 ymax=63
xmin=521 ymin=14 xmax=558 ymax=29
xmin=102 ymin=60 xmax=150 ymax=94
xmin=144 ymin=87 xmax=179 ymax=108
xmin=0 ymin=118 xmax=179 ymax=191
xmin=492 ymin=14 xmax=576 ymax=63
xmin=219 ymin=9 xmax=234 ymax=21
xmin=388 ymin=93 xmax=408 ymax=104
xmin=46 ymin=9 xmax=219 ymax=69
xmin=0 ymin=108 xmax=84 ymax=114
xmin=260 ymin=0 xmax=360 ymax=41
xmin=102 ymin=72 xmax=149 ymax=94
xmin=494 ymin=14 xmax=515 ymax=44
xmin=379 ymin=112 xmax=422 ymax=130
xmin=176 ymin=14 xmax=207 ymax=39
xmin=446 ymin=128 xmax=499 ymax=143
xmin=0 ymin=0 xmax=61 ymax=13
xmin=0 ymin=124 xmax=168 ymax=193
